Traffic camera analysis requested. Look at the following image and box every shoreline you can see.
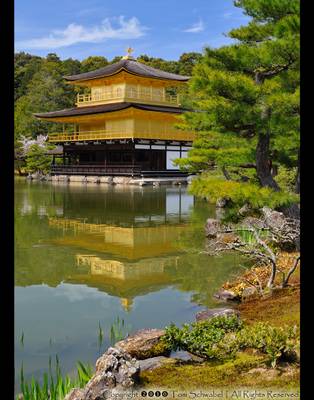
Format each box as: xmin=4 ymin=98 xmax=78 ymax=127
xmin=22 ymin=173 xmax=196 ymax=186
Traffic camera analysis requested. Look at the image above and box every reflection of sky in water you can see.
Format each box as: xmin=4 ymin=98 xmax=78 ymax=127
xmin=15 ymin=180 xmax=242 ymax=391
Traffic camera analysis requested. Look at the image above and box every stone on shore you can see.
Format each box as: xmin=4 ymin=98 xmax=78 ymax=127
xmin=64 ymin=347 xmax=139 ymax=400
xmin=138 ymin=356 xmax=177 ymax=372
xmin=114 ymin=329 xmax=169 ymax=360
xmin=205 ymin=218 xmax=222 ymax=238
xmin=196 ymin=307 xmax=239 ymax=322
xmin=213 ymin=289 xmax=240 ymax=302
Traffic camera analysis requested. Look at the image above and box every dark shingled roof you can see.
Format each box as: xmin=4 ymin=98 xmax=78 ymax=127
xmin=34 ymin=102 xmax=188 ymax=119
xmin=64 ymin=59 xmax=190 ymax=82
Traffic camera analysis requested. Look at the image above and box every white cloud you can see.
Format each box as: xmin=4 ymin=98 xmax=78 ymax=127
xmin=183 ymin=19 xmax=204 ymax=33
xmin=16 ymin=16 xmax=147 ymax=50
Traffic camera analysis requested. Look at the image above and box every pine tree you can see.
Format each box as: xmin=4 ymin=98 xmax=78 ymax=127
xmin=178 ymin=0 xmax=300 ymax=193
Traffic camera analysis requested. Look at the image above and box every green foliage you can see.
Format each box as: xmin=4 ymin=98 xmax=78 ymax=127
xmin=274 ymin=166 xmax=298 ymax=193
xmin=109 ymin=317 xmax=130 ymax=345
xmin=25 ymin=144 xmax=52 ymax=174
xmin=18 ymin=356 xmax=93 ymax=400
xmin=237 ymin=322 xmax=299 ymax=367
xmin=164 ymin=316 xmax=299 ymax=367
xmin=164 ymin=315 xmax=243 ymax=360
xmin=178 ymin=0 xmax=299 ymax=195
xmin=189 ymin=174 xmax=298 ymax=209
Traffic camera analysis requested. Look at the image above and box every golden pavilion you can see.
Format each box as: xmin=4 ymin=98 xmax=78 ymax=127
xmin=35 ymin=49 xmax=195 ymax=177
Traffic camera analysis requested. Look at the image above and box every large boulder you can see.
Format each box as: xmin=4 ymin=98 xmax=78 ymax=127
xmin=114 ymin=329 xmax=170 ymax=359
xmin=196 ymin=307 xmax=239 ymax=322
xmin=64 ymin=347 xmax=139 ymax=400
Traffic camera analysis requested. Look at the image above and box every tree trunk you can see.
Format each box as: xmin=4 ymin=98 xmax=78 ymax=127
xmin=256 ymin=132 xmax=280 ymax=191
xmin=221 ymin=165 xmax=232 ymax=181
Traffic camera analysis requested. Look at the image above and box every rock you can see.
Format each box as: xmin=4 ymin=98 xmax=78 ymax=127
xmin=213 ymin=289 xmax=239 ymax=302
xmin=113 ymin=177 xmax=132 ymax=185
xmin=100 ymin=176 xmax=113 ymax=184
xmin=261 ymin=207 xmax=300 ymax=250
xmin=196 ymin=307 xmax=239 ymax=322
xmin=241 ymin=287 xmax=258 ymax=301
xmin=138 ymin=356 xmax=177 ymax=371
xmin=170 ymin=350 xmax=204 ymax=363
xmin=64 ymin=388 xmax=85 ymax=400
xmin=68 ymin=175 xmax=85 ymax=182
xmin=205 ymin=218 xmax=222 ymax=238
xmin=240 ymin=217 xmax=267 ymax=230
xmin=66 ymin=347 xmax=140 ymax=400
xmin=238 ymin=203 xmax=253 ymax=217
xmin=85 ymin=176 xmax=100 ymax=183
xmin=216 ymin=197 xmax=230 ymax=208
xmin=114 ymin=329 xmax=169 ymax=359
xmin=262 ymin=207 xmax=286 ymax=229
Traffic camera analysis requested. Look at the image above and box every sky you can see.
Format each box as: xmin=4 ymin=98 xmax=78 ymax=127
xmin=15 ymin=0 xmax=251 ymax=61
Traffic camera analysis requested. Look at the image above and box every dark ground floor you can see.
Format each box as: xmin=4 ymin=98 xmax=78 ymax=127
xmin=50 ymin=140 xmax=192 ymax=177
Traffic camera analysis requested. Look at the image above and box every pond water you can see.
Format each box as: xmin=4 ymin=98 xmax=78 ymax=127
xmin=15 ymin=179 xmax=241 ymax=392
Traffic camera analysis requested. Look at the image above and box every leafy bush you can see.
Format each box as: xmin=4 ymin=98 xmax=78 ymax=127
xmin=274 ymin=166 xmax=298 ymax=193
xmin=189 ymin=174 xmax=298 ymax=210
xmin=164 ymin=315 xmax=243 ymax=360
xmin=164 ymin=316 xmax=299 ymax=367
xmin=237 ymin=323 xmax=299 ymax=367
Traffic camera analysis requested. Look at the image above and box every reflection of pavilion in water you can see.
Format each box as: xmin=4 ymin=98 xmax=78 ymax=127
xmin=48 ymin=188 xmax=195 ymax=311
xmin=74 ymin=254 xmax=181 ymax=311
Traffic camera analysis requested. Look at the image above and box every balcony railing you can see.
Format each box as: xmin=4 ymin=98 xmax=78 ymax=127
xmin=50 ymin=164 xmax=142 ymax=176
xmin=50 ymin=164 xmax=189 ymax=177
xmin=48 ymin=129 xmax=195 ymax=143
xmin=76 ymin=88 xmax=179 ymax=107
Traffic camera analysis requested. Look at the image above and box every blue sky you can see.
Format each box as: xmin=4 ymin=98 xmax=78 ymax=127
xmin=15 ymin=0 xmax=251 ymax=61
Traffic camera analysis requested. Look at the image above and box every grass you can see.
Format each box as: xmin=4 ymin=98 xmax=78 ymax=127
xmin=18 ymin=356 xmax=93 ymax=400
xmin=110 ymin=317 xmax=130 ymax=345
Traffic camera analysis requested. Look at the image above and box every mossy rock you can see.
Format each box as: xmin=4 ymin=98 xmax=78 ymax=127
xmin=115 ymin=329 xmax=171 ymax=360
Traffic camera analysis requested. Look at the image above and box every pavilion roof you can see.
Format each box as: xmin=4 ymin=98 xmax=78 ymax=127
xmin=34 ymin=102 xmax=188 ymax=119
xmin=64 ymin=59 xmax=190 ymax=82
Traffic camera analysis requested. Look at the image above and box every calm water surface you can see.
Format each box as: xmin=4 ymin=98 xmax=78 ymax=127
xmin=15 ymin=179 xmax=241 ymax=391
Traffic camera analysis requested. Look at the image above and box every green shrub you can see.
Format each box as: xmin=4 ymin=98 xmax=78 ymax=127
xmin=164 ymin=315 xmax=243 ymax=360
xmin=274 ymin=166 xmax=298 ymax=193
xmin=237 ymin=323 xmax=299 ymax=367
xmin=164 ymin=316 xmax=299 ymax=367
xmin=189 ymin=174 xmax=298 ymax=210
